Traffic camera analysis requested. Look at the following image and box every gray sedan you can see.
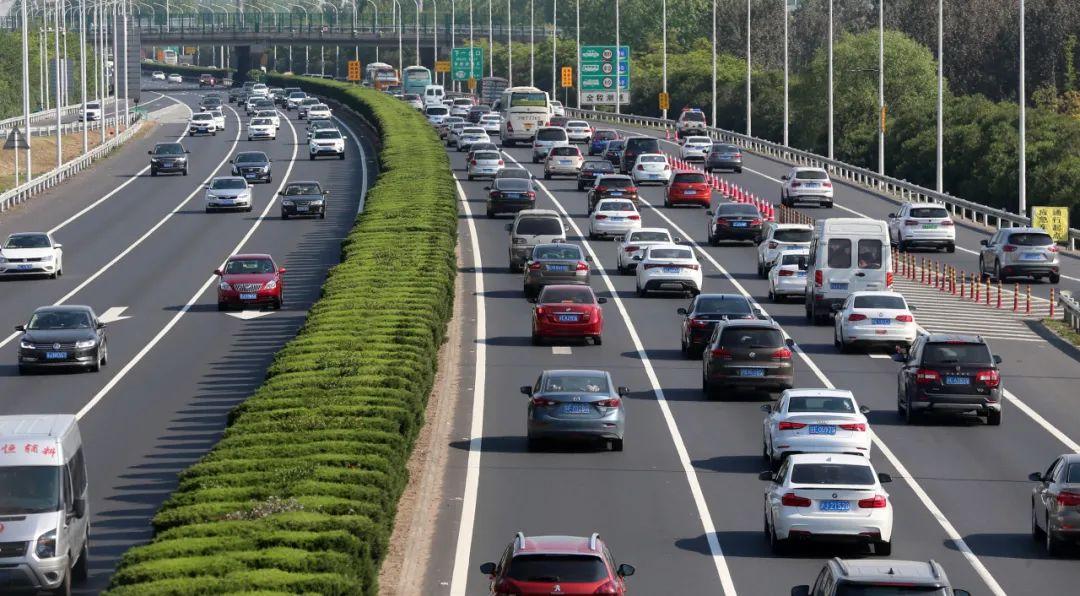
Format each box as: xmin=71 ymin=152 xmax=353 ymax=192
xmin=1030 ymin=453 xmax=1080 ymax=555
xmin=522 ymin=369 xmax=627 ymax=451
xmin=522 ymin=243 xmax=591 ymax=299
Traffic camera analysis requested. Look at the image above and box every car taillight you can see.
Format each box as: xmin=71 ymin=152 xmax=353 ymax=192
xmin=772 ymin=347 xmax=792 ymax=360
xmin=941 ymin=219 xmax=954 ymax=226
xmin=839 ymin=423 xmax=867 ymax=431
xmin=848 ymin=313 xmax=867 ymax=321
xmin=576 ymin=261 xmax=589 ymax=271
xmin=528 ymin=262 xmax=543 ymax=270
xmin=815 ymin=270 xmax=823 ymax=286
xmin=1057 ymin=491 xmax=1080 ymax=507
xmin=627 ymin=187 xmax=638 ymax=193
xmin=490 ymin=192 xmax=502 ymax=199
xmin=781 ymin=492 xmax=811 ymax=507
xmin=506 ymin=122 xmax=513 ymax=132
xmin=628 ymin=215 xmax=641 ymax=220
xmin=470 ymin=159 xmax=477 ymax=165
xmin=526 ymin=191 xmax=536 ymax=198
xmin=905 ymin=219 xmax=919 ymax=226
xmin=1003 ymin=244 xmax=1017 ymax=252
xmin=915 ymin=368 xmax=941 ymax=385
xmin=858 ymin=495 xmax=888 ymax=508
xmin=823 ymin=181 xmax=833 ymax=187
xmin=710 ymin=347 xmax=733 ymax=360
xmin=494 ymin=579 xmax=523 ymax=595
xmin=624 ymin=245 xmax=639 ymax=253
xmin=596 ymin=397 xmax=621 ymax=408
xmin=715 ymin=218 xmax=729 ymax=226
xmin=594 ymin=214 xmax=608 ymax=220
xmin=896 ymin=314 xmax=914 ymax=322
xmin=637 ymin=164 xmax=644 ymax=170
xmin=595 ymin=186 xmax=607 ymax=193
xmin=768 ymin=241 xmax=779 ymax=249
xmin=750 ymin=218 xmax=762 ymax=225
xmin=593 ymin=580 xmax=620 ymax=595
xmin=684 ymin=263 xmax=699 ymax=270
xmin=734 ymin=153 xmax=742 ymax=158
xmin=497 ymin=159 xmax=505 ymax=165
xmin=791 ymin=182 xmax=802 ymax=188
xmin=779 ymin=269 xmax=795 ymax=277
xmin=778 ymin=421 xmax=806 ymax=431
xmin=689 ymin=318 xmax=711 ymax=329
xmin=975 ymin=369 xmax=1000 ymax=388
xmin=530 ymin=397 xmax=557 ymax=407
xmin=1048 ymin=245 xmax=1059 ymax=252
xmin=534 ymin=307 xmax=545 ymax=315
xmin=886 ymin=271 xmax=894 ymax=287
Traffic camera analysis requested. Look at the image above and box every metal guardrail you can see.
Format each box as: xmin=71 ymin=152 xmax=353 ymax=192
xmin=566 ymin=107 xmax=1080 ymax=251
xmin=0 ymin=104 xmax=84 ymax=130
xmin=0 ymin=114 xmax=130 ymax=138
xmin=0 ymin=114 xmax=142 ymax=213
xmin=1059 ymin=291 xmax=1080 ymax=333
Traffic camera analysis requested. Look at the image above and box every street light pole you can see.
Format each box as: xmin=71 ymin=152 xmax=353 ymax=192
xmin=711 ymin=0 xmax=716 ymax=127
xmin=574 ymin=0 xmax=579 ymax=108
xmin=827 ymin=0 xmax=834 ymax=160
xmin=487 ymin=0 xmax=492 ymax=77
xmin=528 ymin=0 xmax=532 ymax=87
xmin=935 ymin=0 xmax=943 ymax=192
xmin=506 ymin=0 xmax=511 ymax=82
xmin=413 ymin=0 xmax=419 ymax=67
xmin=54 ymin=0 xmax=63 ymax=168
xmin=1018 ymin=0 xmax=1026 ymax=215
xmin=365 ymin=0 xmax=378 ymax=61
xmin=877 ymin=0 xmax=884 ymax=175
xmin=80 ymin=0 xmax=88 ymax=151
xmin=661 ymin=0 xmax=666 ymax=120
xmin=614 ymin=0 xmax=619 ymax=114
xmin=745 ymin=0 xmax=750 ymax=136
xmin=550 ymin=0 xmax=555 ymax=97
xmin=122 ymin=0 xmax=129 ymax=128
xmin=432 ymin=0 xmax=438 ymax=81
xmin=22 ymin=0 xmax=33 ymax=180
xmin=783 ymin=0 xmax=788 ymax=146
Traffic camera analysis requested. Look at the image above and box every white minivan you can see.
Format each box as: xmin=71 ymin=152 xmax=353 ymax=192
xmin=804 ymin=218 xmax=892 ymax=324
xmin=0 ymin=415 xmax=90 ymax=594
xmin=423 ymin=84 xmax=446 ymax=108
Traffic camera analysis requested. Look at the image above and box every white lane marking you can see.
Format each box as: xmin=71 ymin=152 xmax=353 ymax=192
xmin=447 ymin=179 xmax=488 ymax=596
xmin=224 ymin=310 xmax=276 ymax=320
xmin=76 ymin=112 xmax=305 ymax=420
xmin=867 ymin=353 xmax=892 ymax=359
xmin=0 ymin=101 xmax=241 ymax=352
xmin=551 ymin=346 xmax=572 ymax=355
xmin=330 ymin=113 xmax=370 ymax=215
xmin=1003 ymin=389 xmax=1080 ymax=453
xmin=502 ymin=153 xmax=741 ymax=596
xmin=98 ymin=307 xmax=132 ymax=324
xmin=633 ymin=197 xmax=1005 ymax=596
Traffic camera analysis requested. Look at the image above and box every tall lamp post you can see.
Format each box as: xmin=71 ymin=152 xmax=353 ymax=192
xmin=661 ymin=0 xmax=666 ymax=119
xmin=877 ymin=0 xmax=884 ymax=175
xmin=935 ymin=0 xmax=943 ymax=192
xmin=528 ymin=0 xmax=532 ymax=86
xmin=782 ymin=0 xmax=788 ymax=146
xmin=550 ymin=0 xmax=555 ymax=98
xmin=1018 ymin=0 xmax=1026 ymax=214
xmin=411 ymin=0 xmax=419 ymax=66
xmin=21 ymin=0 xmax=33 ymax=180
xmin=574 ymin=0 xmax=579 ymax=107
xmin=614 ymin=0 xmax=619 ymax=114
xmin=365 ymin=0 xmax=378 ymax=61
xmin=711 ymin=0 xmax=716 ymax=127
xmin=745 ymin=0 xmax=750 ymax=136
xmin=827 ymin=0 xmax=834 ymax=160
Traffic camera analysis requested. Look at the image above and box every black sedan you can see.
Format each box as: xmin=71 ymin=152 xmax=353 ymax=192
xmin=678 ymin=293 xmax=763 ymax=357
xmin=231 ymin=151 xmax=273 ymax=184
xmin=16 ymin=306 xmax=108 ymax=374
xmin=485 ymin=177 xmax=536 ymax=217
xmin=279 ymin=181 xmax=328 ymax=219
xmin=707 ymin=202 xmax=764 ymax=244
xmin=577 ymin=160 xmax=616 ymax=191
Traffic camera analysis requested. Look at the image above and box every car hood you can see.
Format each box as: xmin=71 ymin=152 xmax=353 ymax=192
xmin=22 ymin=329 xmax=98 ymax=343
xmin=0 ymin=511 xmax=63 ymax=543
xmin=152 ymin=154 xmax=186 ymax=160
xmin=234 ymin=162 xmax=270 ymax=168
xmin=207 ymin=188 xmax=248 ymax=198
xmin=1 ymin=247 xmax=54 ymax=259
xmin=221 ymin=273 xmax=276 ymax=284
xmin=281 ymin=193 xmax=323 ymax=201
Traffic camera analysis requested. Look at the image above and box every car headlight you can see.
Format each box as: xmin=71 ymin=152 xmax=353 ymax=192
xmin=281 ymin=200 xmax=293 ymax=206
xmin=219 ymin=281 xmax=232 ymax=291
xmin=75 ymin=339 xmax=97 ymax=349
xmin=0 ymin=257 xmax=7 ymax=264
xmin=264 ymin=279 xmax=278 ymax=290
xmin=262 ymin=166 xmax=270 ymax=172
xmin=19 ymin=340 xmax=33 ymax=349
xmin=311 ymin=199 xmax=324 ymax=205
xmin=41 ymin=254 xmax=54 ymax=261
xmin=36 ymin=529 xmax=56 ymax=559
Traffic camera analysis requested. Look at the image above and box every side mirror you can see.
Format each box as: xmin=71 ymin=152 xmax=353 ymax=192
xmin=278 ymin=268 xmax=287 ymax=274
xmin=993 ymin=354 xmax=1002 ymax=365
xmin=632 ymin=255 xmax=643 ymax=261
xmin=781 ymin=174 xmax=789 ymax=180
xmin=979 ymin=239 xmax=988 ymax=246
xmin=705 ymin=210 xmax=714 ymax=216
xmin=758 ymin=470 xmax=775 ymax=482
xmin=616 ymin=564 xmax=635 ymax=578
xmin=323 ymin=190 xmax=330 ymax=195
xmin=147 ymin=150 xmax=152 ymax=154
xmin=96 ymin=322 xmax=107 ymax=329
xmin=54 ymin=243 xmax=62 ymax=249
xmin=617 ymin=386 xmax=629 ymax=397
xmin=186 ymin=150 xmax=191 ymax=154
xmin=677 ymin=308 xmax=688 ymax=315
xmin=755 ymin=308 xmax=767 ymax=319
xmin=613 ymin=236 xmax=624 ymax=242
xmin=891 ymin=352 xmax=906 ymax=362
xmin=887 ymin=213 xmax=896 ymax=218
xmin=829 ymin=303 xmax=843 ymax=312
xmin=877 ymin=472 xmax=893 ymax=483
xmin=526 ymin=296 xmax=537 ymax=303
xmin=73 ymin=497 xmax=87 ymax=519
xmin=213 ymin=269 xmax=223 ymax=276
xmin=585 ymin=255 xmax=593 ymax=262
xmin=1028 ymin=472 xmax=1045 ymax=482
xmin=785 ymin=338 xmax=795 ymax=348
xmin=520 ymin=385 xmax=533 ymax=396
xmin=479 ymin=562 xmax=497 ymax=576
xmin=953 ymin=590 xmax=971 ymax=596
xmin=278 ymin=191 xmax=284 ymax=195
xmin=505 ymin=224 xmax=513 ymax=232
xmin=674 ymin=237 xmax=682 ymax=243
xmin=760 ymin=404 xmax=772 ymax=413
xmin=14 ymin=324 xmax=25 ymax=332
xmin=859 ymin=405 xmax=871 ymax=415
xmin=597 ymin=297 xmax=608 ymax=304
xmin=483 ymin=186 xmax=491 ymax=190
xmin=909 ymin=304 xmax=917 ymax=311
xmin=791 ymin=587 xmax=811 ymax=596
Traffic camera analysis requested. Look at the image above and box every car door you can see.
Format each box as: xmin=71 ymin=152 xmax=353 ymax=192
xmin=766 ymin=459 xmax=790 ymax=525
xmin=765 ymin=394 xmax=788 ymax=453
xmin=898 ymin=336 xmax=922 ymax=405
xmin=981 ymin=232 xmax=1000 ymax=271
xmin=888 ymin=205 xmax=907 ymax=241
xmin=1037 ymin=458 xmax=1062 ymax=521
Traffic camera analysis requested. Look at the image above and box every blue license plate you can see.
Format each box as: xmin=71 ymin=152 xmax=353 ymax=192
xmin=820 ymin=500 xmax=850 ymax=512
xmin=504 ymin=193 xmax=520 ymax=199
xmin=609 ymin=192 xmax=623 ymax=196
xmin=239 ymin=293 xmax=258 ymax=300
xmin=547 ymin=264 xmax=569 ymax=271
xmin=17 ymin=264 xmax=34 ymax=270
xmin=830 ymin=282 xmax=849 ymax=290
xmin=1022 ymin=253 xmax=1043 ymax=261
xmin=740 ymin=368 xmax=765 ymax=377
xmin=562 ymin=403 xmax=591 ymax=414
xmin=609 ymin=217 xmax=624 ymax=222
xmin=559 ymin=160 xmax=572 ymax=165
xmin=806 ymin=182 xmax=820 ymax=188
xmin=809 ymin=425 xmax=837 ymax=435
xmin=557 ymin=314 xmax=579 ymax=322
xmin=871 ymin=318 xmax=891 ymax=325
xmin=683 ymin=190 xmax=696 ymax=195
xmin=732 ymin=221 xmax=748 ymax=227
xmin=45 ymin=351 xmax=67 ymax=360
xmin=662 ymin=267 xmax=680 ymax=274
xmin=796 ymin=271 xmax=807 ymax=277
xmin=945 ymin=375 xmax=970 ymax=385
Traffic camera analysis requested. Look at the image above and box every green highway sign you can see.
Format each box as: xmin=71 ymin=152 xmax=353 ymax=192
xmin=579 ymin=45 xmax=630 ymax=98
xmin=452 ymin=47 xmax=484 ymax=82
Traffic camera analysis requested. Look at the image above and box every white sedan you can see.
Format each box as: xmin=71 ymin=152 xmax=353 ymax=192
xmin=151 ymin=71 xmax=166 ymax=81
xmin=833 ymin=291 xmax=918 ymax=352
xmin=167 ymin=73 xmax=183 ymax=83
xmin=761 ymin=388 xmax=873 ymax=468
xmin=680 ymin=136 xmax=713 ymax=161
xmin=0 ymin=232 xmax=63 ymax=278
xmin=188 ymin=112 xmax=217 ymax=135
xmin=247 ymin=117 xmax=276 ymax=141
xmin=307 ymin=104 xmax=332 ymax=120
xmin=630 ymin=153 xmax=672 ymax=185
xmin=550 ymin=100 xmax=566 ymax=117
xmin=254 ymin=109 xmax=281 ymax=129
xmin=588 ymin=198 xmax=641 ymax=240
xmin=767 ymin=249 xmax=809 ymax=302
xmin=763 ymin=453 xmax=894 ymax=555
xmin=565 ymin=120 xmax=593 ymax=143
xmin=634 ymin=243 xmax=702 ymax=297
xmin=756 ymin=223 xmax=813 ymax=277
xmin=204 ymin=176 xmax=253 ymax=212
xmin=615 ymin=228 xmax=677 ymax=274
xmin=456 ymin=127 xmax=491 ymax=152
xmin=467 ymin=150 xmax=504 ymax=180
xmin=480 ymin=114 xmax=502 ymax=134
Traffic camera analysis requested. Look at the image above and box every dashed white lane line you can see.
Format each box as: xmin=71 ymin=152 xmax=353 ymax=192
xmin=551 ymin=346 xmax=573 ymax=355
xmin=867 ymin=353 xmax=893 ymax=359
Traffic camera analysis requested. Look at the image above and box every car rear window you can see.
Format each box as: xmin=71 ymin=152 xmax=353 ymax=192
xmin=909 ymin=207 xmax=950 ymax=219
xmin=583 ymin=161 xmax=614 ymax=172
xmin=681 ymin=111 xmax=706 ymax=122
xmin=1008 ymin=232 xmax=1054 ymax=246
xmin=533 ymin=245 xmax=582 ymax=260
xmin=695 ymin=296 xmax=752 ymax=315
xmin=594 ymin=130 xmax=618 ymax=141
xmin=495 ymin=178 xmax=530 ymax=192
xmin=1066 ymin=463 xmax=1080 ymax=483
xmin=852 ymin=295 xmax=906 ymax=309
xmin=598 ymin=200 xmax=635 ymax=212
xmin=606 ymin=141 xmax=626 ymax=150
xmin=639 ymin=155 xmax=666 ymax=163
xmin=649 ymin=247 xmax=692 ymax=260
xmin=674 ymin=173 xmax=707 ymax=184
xmin=462 ymin=128 xmax=485 ymax=135
xmin=628 ymin=231 xmax=669 ymax=242
xmin=498 ymin=168 xmax=531 ymax=179
xmin=791 ymin=463 xmax=876 ymax=485
xmin=787 ymin=396 xmax=856 ymax=413
xmin=835 ymin=586 xmax=948 ymax=595
xmin=515 ymin=217 xmax=563 ymax=235
xmin=598 ymin=177 xmax=632 ymax=188
xmin=543 ymin=375 xmax=609 ymax=394
xmin=716 ymin=204 xmax=761 ymax=216
xmin=426 ymin=107 xmax=449 ymax=115
xmin=567 ymin=121 xmax=590 ymax=128
xmin=550 ymin=146 xmax=580 ymax=156
xmin=720 ymin=327 xmax=783 ymax=348
xmin=539 ymin=286 xmax=595 ymax=304
xmin=474 ymin=151 xmax=501 ymax=161
xmin=711 ymin=144 xmax=740 ymax=154
xmin=537 ymin=128 xmax=568 ymax=141
xmin=795 ymin=170 xmax=829 ymax=180
xmin=625 ymin=138 xmax=660 ymax=153
xmin=922 ymin=342 xmax=993 ymax=366
xmin=827 ymin=238 xmax=852 ymax=268
xmin=773 ymin=229 xmax=812 ymax=243
xmin=686 ymin=137 xmax=711 ymax=145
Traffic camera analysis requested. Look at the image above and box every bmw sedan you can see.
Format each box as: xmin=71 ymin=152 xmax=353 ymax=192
xmin=522 ymin=369 xmax=628 ymax=451
xmin=16 ymin=305 xmax=108 ymax=373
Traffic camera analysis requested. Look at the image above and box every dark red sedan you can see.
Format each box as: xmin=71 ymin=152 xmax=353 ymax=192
xmin=530 ymin=285 xmax=606 ymax=345
xmin=664 ymin=171 xmax=712 ymax=207
xmin=215 ymin=253 xmax=285 ymax=310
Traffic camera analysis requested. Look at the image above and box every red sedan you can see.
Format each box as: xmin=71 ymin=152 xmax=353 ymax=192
xmin=530 ymin=285 xmax=606 ymax=345
xmin=664 ymin=171 xmax=712 ymax=207
xmin=215 ymin=253 xmax=285 ymax=310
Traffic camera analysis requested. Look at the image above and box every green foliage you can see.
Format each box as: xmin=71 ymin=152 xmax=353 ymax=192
xmin=0 ymin=31 xmax=98 ymax=119
xmin=105 ymin=77 xmax=457 ymax=595
xmin=140 ymin=61 xmax=234 ymax=79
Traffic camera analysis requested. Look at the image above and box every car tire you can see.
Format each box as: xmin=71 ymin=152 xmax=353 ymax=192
xmin=903 ymin=398 xmax=917 ymax=424
xmin=766 ymin=516 xmax=788 ymax=555
xmin=875 ymin=540 xmax=892 ymax=556
xmin=150 ymin=168 xmax=157 ymax=177
xmin=636 ymin=285 xmax=647 ymax=298
xmin=664 ymin=196 xmax=671 ymax=208
xmin=757 ymin=260 xmax=766 ymax=278
xmin=339 ymin=152 xmax=345 ymax=160
xmin=978 ymin=258 xmax=989 ymax=282
xmin=544 ymin=172 xmax=551 ymax=180
xmin=898 ymin=239 xmax=908 ymax=252
xmin=1049 ymin=272 xmax=1061 ymax=284
xmin=73 ymin=535 xmax=89 ymax=582
xmin=824 ymin=201 xmax=833 ymax=208
xmin=768 ymin=288 xmax=777 ymax=302
xmin=1032 ymin=503 xmax=1045 ymax=540
xmin=994 ymin=261 xmax=1007 ymax=283
xmin=309 ymin=154 xmax=315 ymax=160
xmin=247 ymin=136 xmax=252 ymax=141
xmin=735 ymin=167 xmax=743 ymax=173
xmin=320 ymin=211 xmax=326 ymax=220
xmin=987 ymin=408 xmax=1002 ymax=426
xmin=526 ymin=437 xmax=542 ymax=452
xmin=947 ymin=243 xmax=956 ymax=253
xmin=98 ymin=342 xmax=108 ymax=367
xmin=610 ymin=438 xmax=624 ymax=452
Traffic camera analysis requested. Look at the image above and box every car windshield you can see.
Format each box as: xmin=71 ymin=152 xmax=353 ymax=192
xmin=720 ymin=327 xmax=783 ymax=347
xmin=597 ymin=177 xmax=632 ymax=188
xmin=312 ymin=104 xmax=328 ymax=111
xmin=474 ymin=151 xmax=501 ymax=161
xmin=0 ymin=466 xmax=60 ymax=515
xmin=505 ymin=554 xmax=608 ymax=582
xmin=315 ymin=131 xmax=341 ymax=139
xmin=211 ymin=179 xmax=247 ymax=190
xmin=835 ymin=586 xmax=948 ymax=595
xmin=495 ymin=179 xmax=531 ymax=192
xmin=154 ymin=144 xmax=185 ymax=155
xmin=681 ymin=111 xmax=706 ymax=122
xmin=537 ymin=129 xmax=567 ymax=141
xmin=1008 ymin=232 xmax=1054 ymax=246
xmin=86 ymin=102 xmax=100 ymax=109
xmin=224 ymin=259 xmax=275 ymax=274
xmin=852 ymin=295 xmax=907 ymax=309
xmin=251 ymin=119 xmax=271 ymax=126
xmin=192 ymin=114 xmax=212 ymax=121
xmin=583 ymin=162 xmax=615 ymax=173
xmin=773 ymin=229 xmax=813 ymax=243
xmin=28 ymin=310 xmax=92 ymax=329
xmin=717 ymin=204 xmax=761 ymax=216
xmin=515 ymin=217 xmax=563 ymax=235
xmin=639 ymin=155 xmax=666 ymax=163
xmin=550 ymin=147 xmax=579 ymax=156
xmin=695 ymin=296 xmax=752 ymax=315
xmin=544 ymin=374 xmax=609 ymax=394
xmin=909 ymin=207 xmax=950 ymax=219
xmin=481 ymin=115 xmax=500 ymax=121
xmin=236 ymin=153 xmax=267 ymax=163
xmin=787 ymin=396 xmax=856 ymax=414
xmin=533 ymin=245 xmax=582 ymax=260
xmin=628 ymin=231 xmax=669 ymax=242
xmin=795 ymin=170 xmax=829 ymax=180
xmin=674 ymin=173 xmax=706 ymax=184
xmin=288 ymin=92 xmax=306 ymax=98
xmin=283 ymin=184 xmax=321 ymax=196
xmin=922 ymin=342 xmax=993 ymax=366
xmin=594 ymin=130 xmax=617 ymax=141
xmin=791 ymin=463 xmax=876 ymax=485
xmin=301 ymin=99 xmax=319 ymax=105
xmin=649 ymin=248 xmax=692 ymax=260
xmin=539 ymin=287 xmax=595 ymax=304
xmin=598 ymin=200 xmax=635 ymax=212
xmin=4 ymin=234 xmax=50 ymax=249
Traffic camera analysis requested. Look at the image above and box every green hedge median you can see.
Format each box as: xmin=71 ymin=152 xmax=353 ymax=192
xmin=141 ymin=61 xmax=234 ymax=80
xmin=105 ymin=77 xmax=456 ymax=595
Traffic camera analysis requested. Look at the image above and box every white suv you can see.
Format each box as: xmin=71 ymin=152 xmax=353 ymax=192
xmin=887 ymin=202 xmax=956 ymax=252
xmin=309 ymin=129 xmax=346 ymax=160
xmin=780 ymin=167 xmax=834 ymax=208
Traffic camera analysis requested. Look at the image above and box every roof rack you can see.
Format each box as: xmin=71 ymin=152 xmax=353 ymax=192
xmin=588 ymin=532 xmax=600 ymax=552
xmin=514 ymin=531 xmax=526 ymax=550
xmin=928 ymin=559 xmax=941 ymax=580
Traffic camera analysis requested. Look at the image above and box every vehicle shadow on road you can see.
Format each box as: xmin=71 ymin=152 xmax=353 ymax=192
xmin=949 ymin=533 xmax=1075 ymax=560
xmin=691 ymin=454 xmax=765 ymax=474
xmin=678 ymin=532 xmax=881 ymax=559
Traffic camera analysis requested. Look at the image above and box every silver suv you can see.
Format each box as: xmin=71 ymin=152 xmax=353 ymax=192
xmin=506 ymin=209 xmax=567 ymax=272
xmin=792 ymin=558 xmax=971 ymax=596
xmin=978 ymin=227 xmax=1060 ymax=283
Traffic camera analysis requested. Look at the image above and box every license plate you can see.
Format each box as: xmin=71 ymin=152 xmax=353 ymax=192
xmin=547 ymin=264 xmax=569 ymax=271
xmin=45 ymin=351 xmax=67 ymax=359
xmin=559 ymin=160 xmax=572 ymax=165
xmin=796 ymin=271 xmax=807 ymax=277
xmin=609 ymin=217 xmax=624 ymax=222
xmin=239 ymin=293 xmax=257 ymax=300
xmin=557 ymin=314 xmax=579 ymax=322
xmin=945 ymin=375 xmax=970 ymax=385
xmin=1022 ymin=253 xmax=1043 ymax=261
xmin=609 ymin=192 xmax=622 ymax=196
xmin=504 ymin=193 xmax=520 ymax=199
xmin=806 ymin=182 xmax=820 ymax=188
xmin=820 ymin=500 xmax=850 ymax=512
xmin=684 ymin=190 xmax=696 ymax=195
xmin=245 ymin=173 xmax=257 ymax=178
xmin=830 ymin=282 xmax=849 ymax=290
xmin=732 ymin=221 xmax=748 ymax=227
xmin=17 ymin=264 xmax=34 ymax=270
xmin=562 ymin=403 xmax=591 ymax=414
xmin=739 ymin=368 xmax=765 ymax=377
xmin=809 ymin=425 xmax=836 ymax=435
xmin=296 ymin=205 xmax=309 ymax=212
xmin=663 ymin=267 xmax=680 ymax=274
xmin=871 ymin=318 xmax=891 ymax=325
xmin=922 ymin=224 xmax=938 ymax=229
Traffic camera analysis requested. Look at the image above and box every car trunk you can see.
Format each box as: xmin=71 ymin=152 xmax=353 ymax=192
xmin=776 ymin=414 xmax=863 ymax=442
xmin=533 ymin=258 xmax=585 ymax=283
xmin=787 ymin=485 xmax=882 ymax=518
xmin=538 ymin=303 xmax=595 ymax=326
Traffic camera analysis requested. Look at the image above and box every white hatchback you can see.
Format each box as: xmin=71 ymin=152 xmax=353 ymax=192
xmin=565 ymin=120 xmax=593 ymax=143
xmin=167 ymin=73 xmax=183 ymax=83
xmin=616 ymin=228 xmax=677 ymax=274
xmin=680 ymin=136 xmax=713 ymax=161
xmin=757 ymin=223 xmax=814 ymax=277
xmin=457 ymin=127 xmax=491 ymax=152
xmin=887 ymin=202 xmax=956 ymax=253
xmin=761 ymin=389 xmax=873 ymax=467
xmin=631 ymin=153 xmax=672 ymax=185
xmin=833 ymin=291 xmax=917 ymax=351
xmin=763 ymin=453 xmax=894 ymax=555
xmin=634 ymin=244 xmax=702 ymax=297
xmin=480 ymin=114 xmax=502 ymax=134
xmin=768 ymin=249 xmax=810 ymax=302
xmin=589 ymin=198 xmax=641 ymax=240
xmin=467 ymin=150 xmax=504 ymax=180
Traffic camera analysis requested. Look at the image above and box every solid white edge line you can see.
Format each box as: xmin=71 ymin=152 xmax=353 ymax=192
xmin=633 ymin=197 xmax=1006 ymax=596
xmin=76 ymin=107 xmax=304 ymax=420
xmin=329 ymin=113 xmax=369 ymax=214
xmin=501 ymin=153 xmax=740 ymax=596
xmin=447 ymin=178 xmax=487 ymax=596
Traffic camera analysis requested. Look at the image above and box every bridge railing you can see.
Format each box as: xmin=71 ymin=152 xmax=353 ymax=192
xmin=133 ymin=13 xmax=556 ymax=38
xmin=566 ymin=107 xmax=1080 ymax=250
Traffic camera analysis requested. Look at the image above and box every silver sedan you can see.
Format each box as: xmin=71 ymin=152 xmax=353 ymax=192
xmin=522 ymin=369 xmax=627 ymax=451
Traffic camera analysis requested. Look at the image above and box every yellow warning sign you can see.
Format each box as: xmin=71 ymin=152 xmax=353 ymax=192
xmin=1031 ymin=206 xmax=1070 ymax=242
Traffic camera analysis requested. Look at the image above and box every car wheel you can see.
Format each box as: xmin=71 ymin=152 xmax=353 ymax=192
xmin=978 ymin=258 xmax=989 ymax=282
xmin=757 ymin=260 xmax=766 ymax=278
xmin=664 ymin=196 xmax=671 ymax=208
xmin=531 ymin=331 xmax=541 ymax=346
xmin=73 ymin=534 xmax=89 ymax=581
xmin=281 ymin=212 xmax=288 ymax=220
xmin=767 ymin=516 xmax=787 ymax=555
xmin=339 ymin=153 xmax=345 ymax=160
xmin=592 ymin=335 xmax=603 ymax=346
xmin=526 ymin=437 xmax=542 ymax=452
xmin=875 ymin=540 xmax=892 ymax=556
xmin=99 ymin=342 xmax=108 ymax=367
xmin=1032 ymin=502 xmax=1045 ymax=540
xmin=903 ymin=398 xmax=917 ymax=424
xmin=768 ymin=288 xmax=777 ymax=302
xmin=544 ymin=172 xmax=551 ymax=180
xmin=610 ymin=438 xmax=624 ymax=452
xmin=217 ymin=302 xmax=227 ymax=311
xmin=1049 ymin=272 xmax=1061 ymax=284
xmin=247 ymin=136 xmax=252 ymax=141
xmin=309 ymin=154 xmax=315 ymax=160
xmin=150 ymin=168 xmax=157 ymax=177
xmin=994 ymin=261 xmax=1007 ymax=283
xmin=636 ymin=285 xmax=647 ymax=298
xmin=735 ymin=167 xmax=743 ymax=173
xmin=898 ymin=239 xmax=907 ymax=252
xmin=90 ymin=348 xmax=103 ymax=373
xmin=1047 ymin=516 xmax=1065 ymax=556
xmin=467 ymin=174 xmax=474 ymax=181
xmin=947 ymin=243 xmax=956 ymax=253
xmin=182 ymin=169 xmax=188 ymax=176
xmin=986 ymin=408 xmax=1002 ymax=426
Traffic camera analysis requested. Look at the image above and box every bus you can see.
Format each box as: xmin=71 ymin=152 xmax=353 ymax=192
xmin=365 ymin=62 xmax=399 ymax=90
xmin=161 ymin=49 xmax=178 ymax=65
xmin=494 ymin=86 xmax=551 ymax=146
xmin=402 ymin=66 xmax=432 ymax=96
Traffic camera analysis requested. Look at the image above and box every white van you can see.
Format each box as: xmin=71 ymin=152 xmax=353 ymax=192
xmin=423 ymin=84 xmax=445 ymax=108
xmin=804 ymin=218 xmax=892 ymax=324
xmin=0 ymin=415 xmax=89 ymax=594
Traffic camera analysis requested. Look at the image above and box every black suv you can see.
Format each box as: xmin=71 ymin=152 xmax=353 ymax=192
xmin=587 ymin=175 xmax=638 ymax=213
xmin=678 ymin=294 xmax=763 ymax=357
xmin=793 ymin=558 xmax=970 ymax=596
xmin=894 ymin=333 xmax=1003 ymax=425
xmin=230 ymin=151 xmax=273 ymax=184
xmin=620 ymin=136 xmax=661 ymax=174
xmin=148 ymin=142 xmax=189 ymax=176
xmin=702 ymin=319 xmax=794 ymax=399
